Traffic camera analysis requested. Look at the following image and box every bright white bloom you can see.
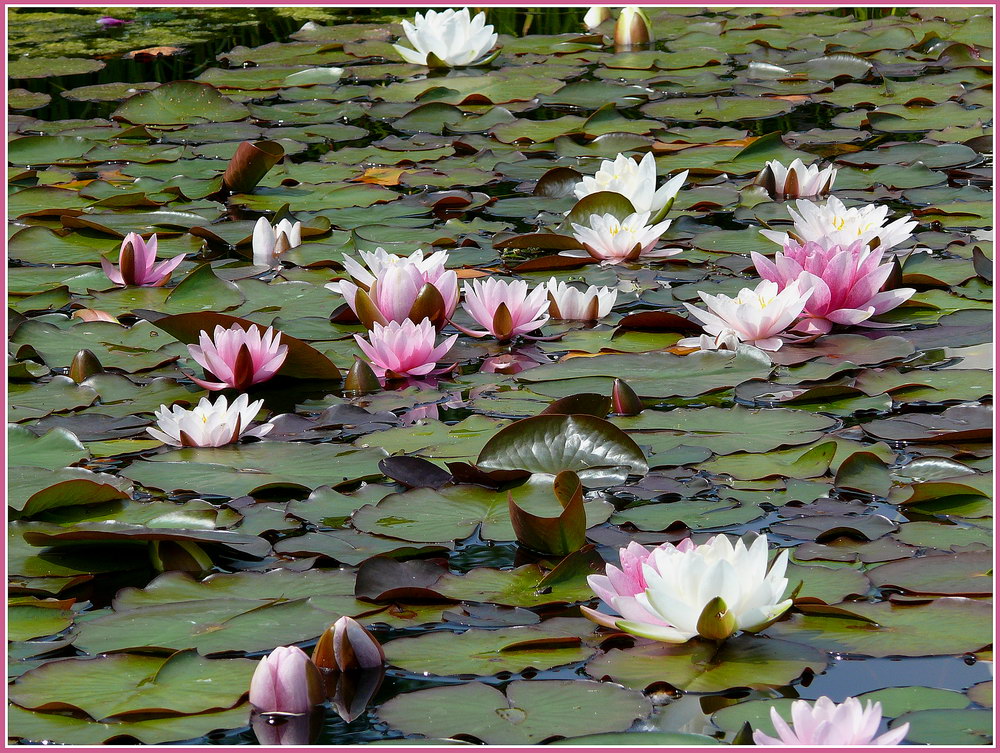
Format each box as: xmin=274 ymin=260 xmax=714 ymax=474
xmin=680 ymin=279 xmax=811 ymax=352
xmin=544 ymin=278 xmax=617 ymax=320
xmin=252 ymin=217 xmax=301 ymax=267
xmin=393 ymin=8 xmax=499 ymax=68
xmin=573 ymin=153 xmax=687 ymax=221
xmin=683 ymin=329 xmax=741 ymax=352
xmin=583 ymin=6 xmax=611 ymax=29
xmin=616 ymin=533 xmax=792 ymax=644
xmin=754 ymin=696 xmax=909 ymax=746
xmin=761 ymin=196 xmax=916 ymax=252
xmin=571 ymin=211 xmax=677 ymax=264
xmin=755 ymin=158 xmax=837 ymax=200
xmin=147 ymin=393 xmax=271 ymax=448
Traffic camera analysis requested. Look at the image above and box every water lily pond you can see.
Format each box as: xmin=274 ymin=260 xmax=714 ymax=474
xmin=7 ymin=4 xmax=994 ymax=747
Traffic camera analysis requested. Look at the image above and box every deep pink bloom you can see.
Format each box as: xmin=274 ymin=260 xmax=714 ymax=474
xmin=354 ymin=318 xmax=457 ymax=379
xmin=459 ymin=278 xmax=549 ymax=342
xmin=752 ymin=240 xmax=915 ymax=335
xmin=97 ymin=16 xmax=132 ymax=27
xmin=248 ymin=646 xmax=324 ymax=714
xmin=100 ymin=233 xmax=185 ymax=287
xmin=187 ymin=324 xmax=288 ymax=391
xmin=581 ymin=539 xmax=695 ymax=629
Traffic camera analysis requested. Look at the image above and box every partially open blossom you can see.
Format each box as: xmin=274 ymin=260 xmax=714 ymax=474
xmin=586 ymin=534 xmax=792 ymax=643
xmin=583 ymin=6 xmax=612 ymax=29
xmin=327 ymin=248 xmax=459 ymax=330
xmin=393 ymin=8 xmax=498 ymax=68
xmin=760 ymin=196 xmax=916 ymax=252
xmin=313 ymin=617 xmax=385 ymax=673
xmin=571 ymin=211 xmax=677 ymax=264
xmin=753 ymin=697 xmax=909 ymax=746
xmin=253 ymin=217 xmax=301 ymax=267
xmin=754 ymin=158 xmax=837 ymax=200
xmin=573 ymin=153 xmax=687 ymax=222
xmin=615 ymin=6 xmax=653 ymax=49
xmin=249 ymin=646 xmax=324 ymax=714
xmin=544 ymin=278 xmax=617 ymax=320
xmin=460 ymin=278 xmax=550 ymax=341
xmin=752 ymin=240 xmax=915 ymax=335
xmin=101 ymin=233 xmax=185 ymax=287
xmin=355 ymin=318 xmax=456 ymax=379
xmin=146 ymin=393 xmax=272 ymax=448
xmin=681 ymin=329 xmax=742 ymax=353
xmin=679 ymin=279 xmax=811 ymax=352
xmin=187 ymin=324 xmax=288 ymax=391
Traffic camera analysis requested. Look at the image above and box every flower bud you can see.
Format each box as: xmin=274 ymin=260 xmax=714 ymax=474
xmin=611 ymin=378 xmax=643 ymax=416
xmin=583 ymin=6 xmax=611 ymax=29
xmin=696 ymin=596 xmax=738 ymax=641
xmin=69 ymin=349 xmax=103 ymax=383
xmin=312 ymin=616 xmax=385 ymax=673
xmin=344 ymin=357 xmax=381 ymax=394
xmin=249 ymin=646 xmax=325 ymax=714
xmin=615 ymin=6 xmax=653 ymax=49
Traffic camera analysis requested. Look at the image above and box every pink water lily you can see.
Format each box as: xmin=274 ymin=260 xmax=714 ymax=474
xmin=355 ymin=318 xmax=457 ymax=379
xmin=752 ymin=240 xmax=915 ymax=335
xmin=327 ymin=248 xmax=459 ymax=329
xmin=582 ymin=540 xmax=695 ymax=629
xmin=101 ymin=233 xmax=185 ymax=287
xmin=754 ymin=696 xmax=909 ymax=746
xmin=459 ymin=278 xmax=550 ymax=342
xmin=679 ymin=279 xmax=811 ymax=352
xmin=187 ymin=324 xmax=288 ymax=391
xmin=249 ymin=646 xmax=324 ymax=714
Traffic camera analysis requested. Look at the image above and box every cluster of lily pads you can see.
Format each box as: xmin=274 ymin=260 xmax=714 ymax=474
xmin=7 ymin=3 xmax=993 ymax=748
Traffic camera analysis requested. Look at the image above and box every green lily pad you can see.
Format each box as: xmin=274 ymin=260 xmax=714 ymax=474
xmin=112 ymin=81 xmax=250 ymax=125
xmin=378 ymin=680 xmax=651 ymax=744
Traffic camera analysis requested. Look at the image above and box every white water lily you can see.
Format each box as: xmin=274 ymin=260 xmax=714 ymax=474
xmin=544 ymin=278 xmax=617 ymax=320
xmin=253 ymin=217 xmax=302 ymax=266
xmin=573 ymin=152 xmax=687 ymax=221
xmin=393 ymin=8 xmax=498 ymax=68
xmin=617 ymin=533 xmax=792 ymax=644
xmin=571 ymin=211 xmax=677 ymax=264
xmin=679 ymin=279 xmax=812 ymax=352
xmin=147 ymin=393 xmax=271 ymax=448
xmin=760 ymin=196 xmax=916 ymax=252
xmin=754 ymin=158 xmax=837 ymax=200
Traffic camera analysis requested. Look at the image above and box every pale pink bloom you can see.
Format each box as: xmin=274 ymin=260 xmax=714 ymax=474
xmin=355 ymin=318 xmax=456 ymax=379
xmin=752 ymin=240 xmax=914 ymax=335
xmin=570 ymin=211 xmax=677 ymax=264
xmin=101 ymin=233 xmax=185 ymax=287
xmin=97 ymin=16 xmax=132 ymax=27
xmin=147 ymin=393 xmax=271 ymax=448
xmin=460 ymin=278 xmax=550 ymax=342
xmin=326 ymin=248 xmax=459 ymax=329
xmin=760 ymin=196 xmax=916 ymax=252
xmin=582 ymin=540 xmax=696 ymax=630
xmin=543 ymin=278 xmax=617 ymax=320
xmin=754 ymin=696 xmax=909 ymax=746
xmin=755 ymin=158 xmax=837 ymax=200
xmin=248 ymin=646 xmax=324 ymax=714
xmin=187 ymin=324 xmax=288 ymax=391
xmin=679 ymin=279 xmax=811 ymax=352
